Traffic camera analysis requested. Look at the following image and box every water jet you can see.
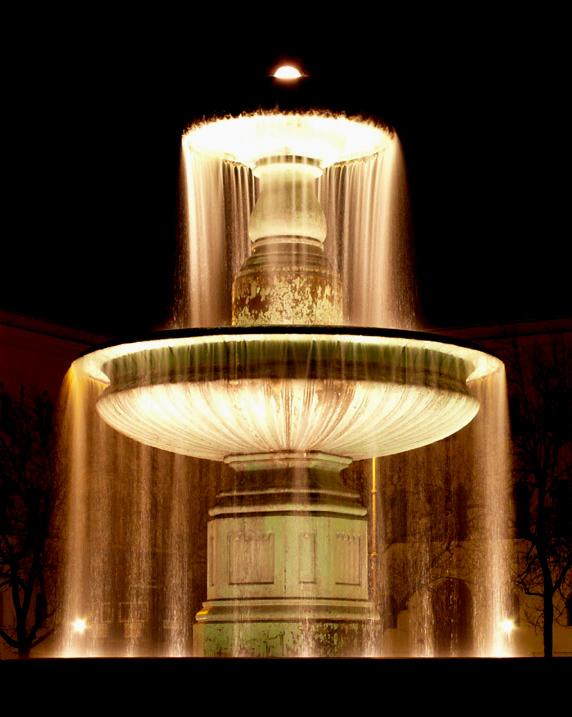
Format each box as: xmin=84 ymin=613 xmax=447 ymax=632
xmin=58 ymin=111 xmax=511 ymax=658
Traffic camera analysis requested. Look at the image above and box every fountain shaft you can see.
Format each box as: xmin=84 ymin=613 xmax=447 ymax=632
xmin=232 ymin=155 xmax=342 ymax=326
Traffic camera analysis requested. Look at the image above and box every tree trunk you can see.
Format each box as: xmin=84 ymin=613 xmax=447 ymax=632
xmin=539 ymin=541 xmax=554 ymax=657
xmin=543 ymin=586 xmax=553 ymax=658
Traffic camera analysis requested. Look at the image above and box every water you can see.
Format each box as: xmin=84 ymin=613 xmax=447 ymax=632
xmin=58 ymin=365 xmax=220 ymax=656
xmin=55 ymin=111 xmax=512 ymax=658
xmin=369 ymin=366 xmax=512 ymax=656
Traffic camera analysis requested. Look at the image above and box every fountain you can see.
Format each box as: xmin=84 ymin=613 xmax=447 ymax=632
xmin=57 ymin=110 xmax=511 ymax=658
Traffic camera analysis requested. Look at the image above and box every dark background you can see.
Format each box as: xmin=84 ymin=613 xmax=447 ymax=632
xmin=3 ymin=10 xmax=568 ymax=336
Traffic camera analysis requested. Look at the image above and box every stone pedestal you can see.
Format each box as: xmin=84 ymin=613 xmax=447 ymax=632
xmin=194 ymin=453 xmax=380 ymax=657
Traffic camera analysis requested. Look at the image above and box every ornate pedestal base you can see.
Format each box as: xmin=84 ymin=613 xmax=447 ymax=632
xmin=194 ymin=453 xmax=380 ymax=657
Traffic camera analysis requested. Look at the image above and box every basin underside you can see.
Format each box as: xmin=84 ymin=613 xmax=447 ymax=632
xmin=82 ymin=328 xmax=498 ymax=462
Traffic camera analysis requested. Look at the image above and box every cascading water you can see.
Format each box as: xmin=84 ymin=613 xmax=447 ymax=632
xmin=56 ymin=111 xmax=513 ymax=658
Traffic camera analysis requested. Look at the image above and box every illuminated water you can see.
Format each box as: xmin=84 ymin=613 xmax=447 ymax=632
xmin=56 ymin=112 xmax=512 ymax=658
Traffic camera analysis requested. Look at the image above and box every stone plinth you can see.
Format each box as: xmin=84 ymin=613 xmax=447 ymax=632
xmin=194 ymin=453 xmax=380 ymax=657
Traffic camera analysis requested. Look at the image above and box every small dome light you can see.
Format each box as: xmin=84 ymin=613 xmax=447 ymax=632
xmin=274 ymin=65 xmax=302 ymax=80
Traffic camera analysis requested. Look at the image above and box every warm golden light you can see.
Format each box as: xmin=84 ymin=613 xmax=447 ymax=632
xmin=274 ymin=65 xmax=302 ymax=79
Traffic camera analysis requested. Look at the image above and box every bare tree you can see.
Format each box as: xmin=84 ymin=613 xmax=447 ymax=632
xmin=502 ymin=335 xmax=572 ymax=657
xmin=342 ymin=427 xmax=483 ymax=656
xmin=381 ymin=437 xmax=478 ymax=654
xmin=0 ymin=383 xmax=56 ymax=658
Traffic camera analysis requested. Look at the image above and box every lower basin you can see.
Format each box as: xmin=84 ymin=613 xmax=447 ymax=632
xmin=77 ymin=327 xmax=502 ymax=462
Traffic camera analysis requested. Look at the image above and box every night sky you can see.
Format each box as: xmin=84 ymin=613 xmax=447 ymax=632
xmin=3 ymin=12 xmax=569 ymax=337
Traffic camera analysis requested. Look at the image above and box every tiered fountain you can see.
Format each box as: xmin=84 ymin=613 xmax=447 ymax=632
xmin=59 ymin=110 xmax=510 ymax=658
